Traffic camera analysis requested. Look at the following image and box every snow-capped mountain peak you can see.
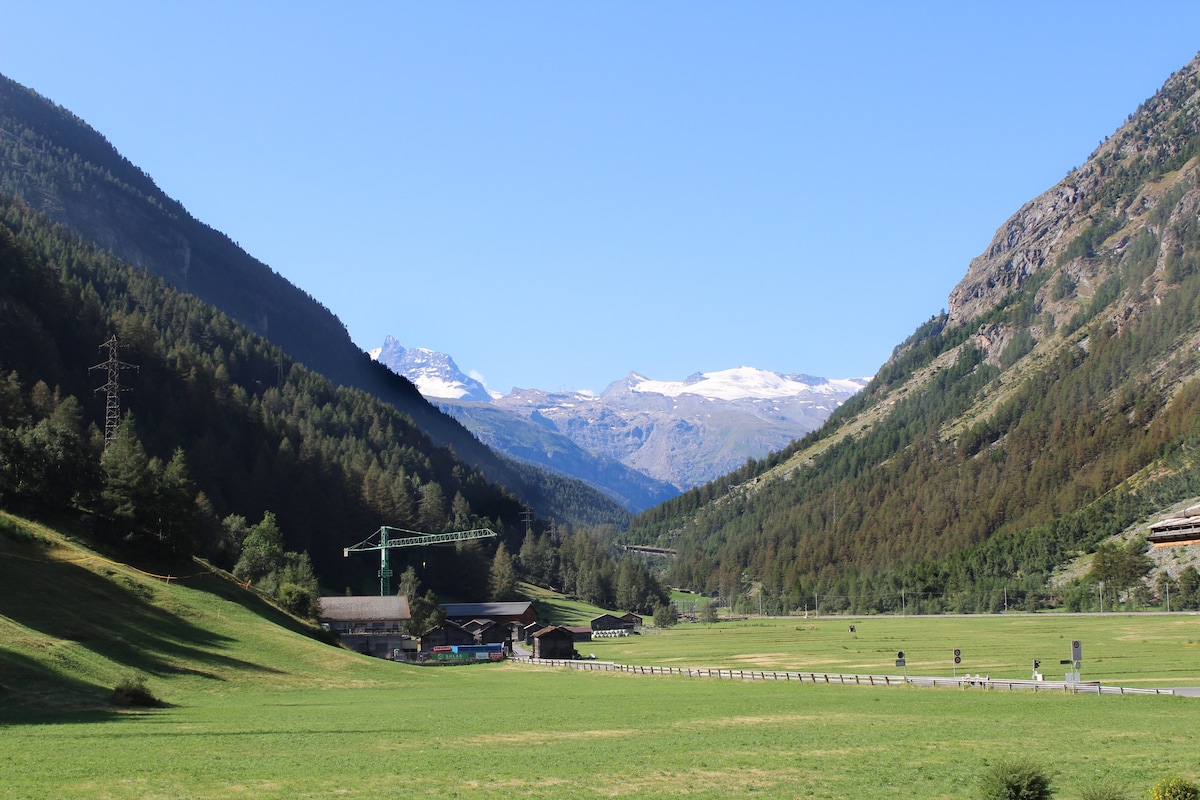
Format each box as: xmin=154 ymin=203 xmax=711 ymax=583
xmin=614 ymin=366 xmax=868 ymax=402
xmin=369 ymin=336 xmax=495 ymax=401
xmin=369 ymin=335 xmax=870 ymax=495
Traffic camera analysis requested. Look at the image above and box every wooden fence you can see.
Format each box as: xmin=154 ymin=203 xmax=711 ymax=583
xmin=515 ymin=658 xmax=1174 ymax=695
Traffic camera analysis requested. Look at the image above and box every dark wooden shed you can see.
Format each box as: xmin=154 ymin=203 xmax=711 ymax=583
xmin=531 ymin=626 xmax=577 ymax=660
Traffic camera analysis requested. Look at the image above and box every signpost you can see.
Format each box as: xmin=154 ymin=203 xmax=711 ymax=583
xmin=952 ymin=648 xmax=962 ymax=678
xmin=896 ymin=651 xmax=907 ymax=679
xmin=1066 ymin=640 xmax=1082 ymax=683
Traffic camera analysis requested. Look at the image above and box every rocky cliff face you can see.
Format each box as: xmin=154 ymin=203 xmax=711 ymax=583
xmin=948 ymin=54 xmax=1200 ymax=334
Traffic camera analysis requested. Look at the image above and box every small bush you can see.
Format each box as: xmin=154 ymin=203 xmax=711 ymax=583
xmin=1078 ymin=780 xmax=1128 ymax=800
xmin=1150 ymin=778 xmax=1200 ymax=800
xmin=109 ymin=674 xmax=163 ymax=707
xmin=978 ymin=758 xmax=1054 ymax=800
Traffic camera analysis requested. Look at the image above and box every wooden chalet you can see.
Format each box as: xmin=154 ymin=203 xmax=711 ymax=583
xmin=1148 ymin=503 xmax=1200 ymax=546
xmin=317 ymin=595 xmax=412 ymax=658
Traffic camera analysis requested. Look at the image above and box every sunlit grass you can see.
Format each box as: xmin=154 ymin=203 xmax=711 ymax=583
xmin=4 ymin=512 xmax=1200 ymax=798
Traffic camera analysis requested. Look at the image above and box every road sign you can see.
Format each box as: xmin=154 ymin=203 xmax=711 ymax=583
xmin=895 ymin=658 xmax=906 ymax=667
xmin=897 ymin=651 xmax=905 ymax=659
xmin=1071 ymin=640 xmax=1082 ymax=662
xmin=953 ymin=648 xmax=962 ymax=664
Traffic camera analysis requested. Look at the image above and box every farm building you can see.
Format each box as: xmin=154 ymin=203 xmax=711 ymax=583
xmin=531 ymin=626 xmax=577 ymax=659
xmin=420 ymin=621 xmax=476 ymax=651
xmin=441 ymin=601 xmax=538 ymax=627
xmin=317 ymin=595 xmax=412 ymax=658
xmin=591 ymin=613 xmax=642 ymax=632
xmin=463 ymin=618 xmax=514 ymax=646
xmin=590 ymin=613 xmax=626 ymax=632
xmin=522 ymin=621 xmax=547 ymax=643
xmin=1148 ymin=503 xmax=1200 ymax=546
xmin=565 ymin=625 xmax=593 ymax=643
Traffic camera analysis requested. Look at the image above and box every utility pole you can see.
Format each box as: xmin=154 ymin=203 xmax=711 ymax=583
xmin=89 ymin=335 xmax=138 ymax=451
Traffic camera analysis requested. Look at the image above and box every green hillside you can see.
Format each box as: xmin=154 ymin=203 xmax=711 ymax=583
xmin=0 ymin=510 xmax=377 ymax=713
xmin=4 ymin=509 xmax=1200 ymax=799
xmin=628 ymin=52 xmax=1200 ymax=613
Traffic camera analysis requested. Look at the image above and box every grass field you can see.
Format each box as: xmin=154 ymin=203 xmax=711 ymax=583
xmin=584 ymin=614 xmax=1200 ymax=687
xmin=3 ymin=511 xmax=1200 ymax=799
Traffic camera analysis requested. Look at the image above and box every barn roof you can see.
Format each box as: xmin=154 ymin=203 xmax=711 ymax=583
xmin=441 ymin=602 xmax=535 ymax=618
xmin=531 ymin=625 xmax=574 ymax=639
xmin=318 ymin=595 xmax=411 ymax=622
xmin=1148 ymin=503 xmax=1200 ymax=545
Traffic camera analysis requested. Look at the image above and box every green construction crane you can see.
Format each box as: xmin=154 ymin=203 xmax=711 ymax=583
xmin=343 ymin=526 xmax=498 ymax=596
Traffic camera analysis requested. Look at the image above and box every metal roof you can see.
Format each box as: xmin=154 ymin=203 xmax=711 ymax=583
xmin=441 ymin=602 xmax=534 ymax=617
xmin=318 ymin=595 xmax=411 ymax=622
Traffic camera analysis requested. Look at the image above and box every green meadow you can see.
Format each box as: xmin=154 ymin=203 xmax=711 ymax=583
xmin=584 ymin=614 xmax=1200 ymax=688
xmin=3 ymin=512 xmax=1200 ymax=799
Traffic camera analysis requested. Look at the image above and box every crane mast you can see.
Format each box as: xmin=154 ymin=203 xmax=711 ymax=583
xmin=342 ymin=526 xmax=498 ymax=596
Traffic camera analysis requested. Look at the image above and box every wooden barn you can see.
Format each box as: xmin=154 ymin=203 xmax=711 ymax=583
xmin=565 ymin=625 xmax=593 ymax=643
xmin=420 ymin=621 xmax=476 ymax=652
xmin=590 ymin=613 xmax=626 ymax=632
xmin=522 ymin=621 xmax=547 ymax=643
xmin=531 ymin=626 xmax=577 ymax=660
xmin=441 ymin=601 xmax=538 ymax=627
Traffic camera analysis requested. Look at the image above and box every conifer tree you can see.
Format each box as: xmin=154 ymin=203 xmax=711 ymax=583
xmin=488 ymin=542 xmax=518 ymax=601
xmin=100 ymin=415 xmax=154 ymax=528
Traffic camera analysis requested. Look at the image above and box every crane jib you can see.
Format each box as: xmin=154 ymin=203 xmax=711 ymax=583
xmin=342 ymin=527 xmax=499 ymax=595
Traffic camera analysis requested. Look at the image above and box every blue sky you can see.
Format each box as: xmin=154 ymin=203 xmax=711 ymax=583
xmin=3 ymin=3 xmax=1199 ymax=395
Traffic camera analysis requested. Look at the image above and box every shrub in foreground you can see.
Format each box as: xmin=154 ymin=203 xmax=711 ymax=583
xmin=1150 ymin=778 xmax=1200 ymax=800
xmin=109 ymin=674 xmax=163 ymax=707
xmin=978 ymin=758 xmax=1053 ymax=800
xmin=1078 ymin=781 xmax=1128 ymax=800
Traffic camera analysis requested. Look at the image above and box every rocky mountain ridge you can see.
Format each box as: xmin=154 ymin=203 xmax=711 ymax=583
xmin=626 ymin=50 xmax=1200 ymax=612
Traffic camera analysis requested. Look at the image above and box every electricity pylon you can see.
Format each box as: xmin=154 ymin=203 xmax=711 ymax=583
xmin=89 ymin=335 xmax=138 ymax=450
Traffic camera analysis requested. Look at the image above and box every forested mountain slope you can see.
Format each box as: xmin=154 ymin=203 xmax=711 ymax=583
xmin=0 ymin=195 xmax=637 ymax=600
xmin=627 ymin=52 xmax=1200 ymax=613
xmin=0 ymin=73 xmax=626 ymax=528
